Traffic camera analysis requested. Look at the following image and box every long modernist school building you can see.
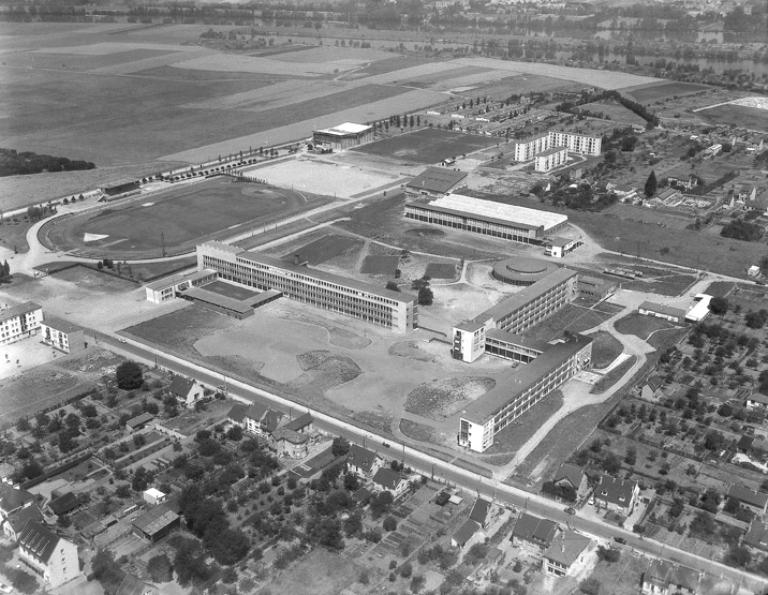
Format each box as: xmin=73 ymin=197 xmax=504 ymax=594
xmin=197 ymin=242 xmax=416 ymax=333
xmin=404 ymin=194 xmax=568 ymax=245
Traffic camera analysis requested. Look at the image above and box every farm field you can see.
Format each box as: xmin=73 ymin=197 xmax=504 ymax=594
xmin=698 ymin=103 xmax=768 ymax=132
xmin=578 ymin=100 xmax=647 ymax=126
xmin=622 ymin=81 xmax=711 ymax=103
xmin=353 ymin=128 xmax=500 ymax=164
xmin=39 ymin=178 xmax=322 ymax=259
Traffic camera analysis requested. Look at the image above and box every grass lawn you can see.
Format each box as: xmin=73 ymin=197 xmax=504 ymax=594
xmin=621 ymin=273 xmax=698 ymax=296
xmin=400 ymin=418 xmax=436 ymax=443
xmin=623 ymin=81 xmax=710 ymax=103
xmin=590 ymin=355 xmax=637 ymax=393
xmin=203 ymin=280 xmax=258 ymax=300
xmin=286 ymin=234 xmax=363 ymax=266
xmin=699 ymin=104 xmax=768 ymax=132
xmin=704 ymin=280 xmax=736 ymax=297
xmin=425 ymin=262 xmax=458 ymax=279
xmin=0 ymin=218 xmax=34 ymax=254
xmin=264 ymin=548 xmax=364 ymax=595
xmin=613 ymin=313 xmax=675 ymax=340
xmin=589 ymin=330 xmax=624 ymax=368
xmin=526 ymin=304 xmax=613 ymax=341
xmin=361 ymin=254 xmax=399 ymax=275
xmin=584 ymin=553 xmax=649 ymax=595
xmin=353 ymin=128 xmax=498 ymax=163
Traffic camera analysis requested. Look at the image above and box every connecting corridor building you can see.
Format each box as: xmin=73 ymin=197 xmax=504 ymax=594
xmin=197 ymin=242 xmax=416 ymax=333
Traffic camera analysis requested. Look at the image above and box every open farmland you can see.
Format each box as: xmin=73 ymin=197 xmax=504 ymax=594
xmin=698 ymin=103 xmax=768 ymax=132
xmin=39 ymin=177 xmax=322 ymax=259
xmin=622 ymin=81 xmax=711 ymax=103
xmin=354 ymin=128 xmax=499 ymax=163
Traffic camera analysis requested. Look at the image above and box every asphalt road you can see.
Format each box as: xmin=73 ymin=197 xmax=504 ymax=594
xmin=91 ymin=330 xmax=768 ymax=594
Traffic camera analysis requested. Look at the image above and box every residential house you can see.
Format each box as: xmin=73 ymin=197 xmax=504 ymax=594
xmin=641 ymin=559 xmax=700 ymax=595
xmin=552 ymin=463 xmax=588 ymax=500
xmin=543 ymin=530 xmax=591 ymax=577
xmin=272 ymin=427 xmax=309 ymax=458
xmin=371 ymin=468 xmax=410 ymax=499
xmin=260 ymin=409 xmax=284 ymax=435
xmin=451 ymin=519 xmax=480 ymax=549
xmin=227 ymin=403 xmax=249 ymax=427
xmin=242 ymin=404 xmax=284 ymax=437
xmin=469 ymin=497 xmax=491 ymax=529
xmin=745 ymin=393 xmax=768 ymax=411
xmin=0 ymin=483 xmax=36 ymax=539
xmin=592 ymin=476 xmax=640 ymax=515
xmin=347 ymin=444 xmax=383 ymax=479
xmin=39 ymin=316 xmax=87 ymax=354
xmin=281 ymin=412 xmax=313 ymax=434
xmin=18 ymin=521 xmax=80 ymax=588
xmin=168 ymin=376 xmax=205 ymax=409
xmin=727 ymin=484 xmax=768 ymax=516
xmin=2 ymin=504 xmax=44 ymax=541
xmin=743 ymin=520 xmax=768 ymax=552
xmin=511 ymin=513 xmax=558 ymax=550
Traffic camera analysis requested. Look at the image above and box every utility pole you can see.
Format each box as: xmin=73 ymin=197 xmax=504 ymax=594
xmin=161 ymin=232 xmax=166 ymax=258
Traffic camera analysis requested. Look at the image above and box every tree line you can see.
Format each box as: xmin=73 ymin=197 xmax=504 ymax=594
xmin=0 ymin=148 xmax=94 ymax=177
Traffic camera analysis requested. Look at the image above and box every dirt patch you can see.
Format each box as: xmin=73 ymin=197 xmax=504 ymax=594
xmin=49 ymin=264 xmax=138 ymax=292
xmin=361 ymin=254 xmax=399 ymax=276
xmin=400 ymin=418 xmax=436 ymax=443
xmin=389 ymin=341 xmax=436 ymax=363
xmin=351 ymin=410 xmax=394 ymax=437
xmin=425 ymin=262 xmax=458 ymax=280
xmin=291 ymin=350 xmax=362 ymax=394
xmin=285 ymin=234 xmax=363 ymax=266
xmin=405 ymin=376 xmax=495 ymax=420
xmin=53 ymin=349 xmax=122 ymax=374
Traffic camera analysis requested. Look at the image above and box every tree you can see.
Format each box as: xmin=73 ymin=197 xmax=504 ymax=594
xmin=115 ymin=361 xmax=143 ymax=389
xmin=418 ymin=286 xmax=433 ymax=306
xmin=226 ymin=425 xmax=243 ymax=441
xmin=644 ymin=170 xmax=657 ymax=198
xmin=91 ymin=549 xmax=125 ymax=594
xmin=146 ymin=554 xmax=173 ymax=582
xmin=8 ymin=568 xmax=39 ymax=595
xmin=385 ymin=280 xmax=400 ymax=292
xmin=726 ymin=545 xmax=751 ymax=568
xmin=383 ymin=515 xmax=398 ymax=531
xmin=710 ymin=296 xmax=729 ymax=316
xmin=579 ymin=577 xmax=601 ymax=595
xmin=370 ymin=490 xmax=394 ymax=519
xmin=332 ymin=436 xmax=350 ymax=457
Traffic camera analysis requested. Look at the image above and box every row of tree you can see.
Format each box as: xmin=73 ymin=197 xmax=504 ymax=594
xmin=0 ymin=148 xmax=94 ymax=177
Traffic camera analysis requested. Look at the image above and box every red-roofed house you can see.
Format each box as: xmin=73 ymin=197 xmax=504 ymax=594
xmin=18 ymin=521 xmax=79 ymax=588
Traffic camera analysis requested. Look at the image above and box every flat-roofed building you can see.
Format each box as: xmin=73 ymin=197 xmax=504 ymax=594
xmin=534 ymin=146 xmax=568 ymax=172
xmin=514 ymin=131 xmax=601 ymax=162
xmin=40 ymin=316 xmax=87 ymax=354
xmin=132 ymin=504 xmax=180 ymax=542
xmin=0 ymin=301 xmax=43 ymax=345
xmin=404 ymin=193 xmax=568 ymax=245
xmin=144 ymin=269 xmax=218 ymax=303
xmin=458 ymin=333 xmax=592 ymax=451
xmin=312 ymin=122 xmax=373 ymax=151
xmin=638 ymin=301 xmax=686 ymax=324
xmin=405 ymin=167 xmax=468 ymax=199
xmin=197 ymin=242 xmax=417 ymax=333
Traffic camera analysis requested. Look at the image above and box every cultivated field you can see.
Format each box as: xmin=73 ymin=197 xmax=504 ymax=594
xmin=622 ymin=81 xmax=711 ymax=104
xmin=698 ymin=103 xmax=768 ymax=132
xmin=39 ymin=178 xmax=321 ymax=258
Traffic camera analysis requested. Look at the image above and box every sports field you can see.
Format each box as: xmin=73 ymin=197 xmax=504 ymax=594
xmin=354 ymin=128 xmax=498 ymax=163
xmin=698 ymin=103 xmax=768 ymax=132
xmin=39 ymin=177 xmax=324 ymax=258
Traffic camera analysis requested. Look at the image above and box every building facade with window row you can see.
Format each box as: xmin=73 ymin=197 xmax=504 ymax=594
xmin=0 ymin=302 xmax=43 ymax=345
xmin=197 ymin=242 xmax=416 ymax=333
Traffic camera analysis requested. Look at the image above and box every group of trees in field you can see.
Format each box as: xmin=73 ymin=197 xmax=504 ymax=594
xmin=720 ymin=219 xmax=764 ymax=242
xmin=0 ymin=148 xmax=94 ymax=177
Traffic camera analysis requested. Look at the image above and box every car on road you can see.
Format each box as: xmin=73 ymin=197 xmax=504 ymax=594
xmin=565 ymin=507 xmax=576 ymax=515
xmin=613 ymin=537 xmax=627 ymax=544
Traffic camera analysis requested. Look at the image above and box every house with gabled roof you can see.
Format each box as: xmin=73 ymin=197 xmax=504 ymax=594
xmin=543 ymin=530 xmax=591 ymax=577
xmin=451 ymin=519 xmax=480 ymax=549
xmin=272 ymin=427 xmax=309 ymax=459
xmin=125 ymin=412 xmax=154 ymax=433
xmin=372 ymin=468 xmax=409 ymax=499
xmin=728 ymin=484 xmax=768 ymax=516
xmin=347 ymin=444 xmax=383 ymax=478
xmin=641 ymin=559 xmax=701 ymax=595
xmin=18 ymin=521 xmax=80 ymax=588
xmin=0 ymin=483 xmax=36 ymax=539
xmin=592 ymin=476 xmax=639 ymax=515
xmin=3 ymin=504 xmax=44 ymax=541
xmin=552 ymin=463 xmax=588 ymax=499
xmin=282 ymin=412 xmax=313 ymax=434
xmin=743 ymin=520 xmax=768 ymax=552
xmin=261 ymin=409 xmax=284 ymax=435
xmin=48 ymin=492 xmax=78 ymax=517
xmin=511 ymin=513 xmax=558 ymax=550
xmin=168 ymin=376 xmax=205 ymax=409
xmin=469 ymin=497 xmax=491 ymax=528
xmin=406 ymin=166 xmax=468 ymax=199
xmin=745 ymin=392 xmax=768 ymax=410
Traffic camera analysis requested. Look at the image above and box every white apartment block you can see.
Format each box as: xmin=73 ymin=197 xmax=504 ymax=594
xmin=0 ymin=302 xmax=43 ymax=345
xmin=514 ymin=131 xmax=601 ymax=163
xmin=534 ymin=147 xmax=568 ymax=172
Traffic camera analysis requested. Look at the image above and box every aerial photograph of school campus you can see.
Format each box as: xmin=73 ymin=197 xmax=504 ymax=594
xmin=0 ymin=1 xmax=767 ymax=594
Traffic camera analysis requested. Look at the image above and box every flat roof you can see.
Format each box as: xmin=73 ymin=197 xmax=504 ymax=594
xmin=474 ymin=268 xmax=578 ymax=325
xmin=41 ymin=315 xmax=81 ymax=334
xmin=238 ymin=251 xmax=415 ymax=304
xmin=132 ymin=504 xmax=179 ymax=536
xmin=0 ymin=301 xmax=41 ymax=323
xmin=638 ymin=301 xmax=686 ymax=319
xmin=485 ymin=328 xmax=550 ymax=352
xmin=407 ymin=167 xmax=467 ymax=194
xmin=461 ymin=333 xmax=592 ymax=424
xmin=180 ymin=286 xmax=254 ymax=314
xmin=315 ymin=122 xmax=372 ymax=136
xmin=144 ymin=269 xmax=217 ymax=291
xmin=537 ymin=146 xmax=567 ymax=158
xmin=429 ymin=194 xmax=568 ymax=232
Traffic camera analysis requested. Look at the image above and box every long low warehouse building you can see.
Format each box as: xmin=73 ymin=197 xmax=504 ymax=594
xmin=404 ymin=194 xmax=568 ymax=244
xmin=197 ymin=242 xmax=416 ymax=333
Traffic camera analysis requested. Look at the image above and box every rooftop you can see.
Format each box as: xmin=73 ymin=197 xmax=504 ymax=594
xmin=41 ymin=315 xmax=81 ymax=334
xmin=485 ymin=328 xmax=549 ymax=353
xmin=474 ymin=268 xmax=579 ymax=325
xmin=406 ymin=166 xmax=467 ymax=194
xmin=453 ymin=519 xmax=480 ymax=546
xmin=282 ymin=412 xmax=313 ymax=432
xmin=168 ymin=376 xmax=194 ymax=398
xmin=132 ymin=504 xmax=179 ymax=536
xmin=469 ymin=497 xmax=491 ymax=525
xmin=638 ymin=301 xmax=686 ymax=320
xmin=643 ymin=559 xmax=700 ymax=591
xmin=143 ymin=488 xmax=166 ymax=500
xmin=543 ymin=530 xmax=591 ymax=566
xmin=427 ymin=194 xmax=568 ymax=231
xmin=125 ymin=412 xmax=154 ymax=429
xmin=460 ymin=333 xmax=592 ymax=424
xmin=143 ymin=268 xmax=217 ymax=291
xmin=744 ymin=521 xmax=768 ymax=550
xmin=512 ymin=513 xmax=558 ymax=547
xmin=272 ymin=427 xmax=308 ymax=444
xmin=18 ymin=521 xmax=62 ymax=563
xmin=179 ymin=286 xmax=254 ymax=314
xmin=728 ymin=484 xmax=768 ymax=509
xmin=0 ymin=301 xmax=41 ymax=324
xmin=0 ymin=483 xmax=35 ymax=514
xmin=596 ymin=476 xmax=638 ymax=507
xmin=238 ymin=251 xmax=414 ymax=304
xmin=553 ymin=463 xmax=585 ymax=489
xmin=348 ymin=444 xmax=379 ymax=473
xmin=372 ymin=468 xmax=403 ymax=491
xmin=537 ymin=146 xmax=568 ymax=158
xmin=228 ymin=403 xmax=249 ymax=423
xmin=49 ymin=492 xmax=78 ymax=516
xmin=315 ymin=122 xmax=372 ymax=136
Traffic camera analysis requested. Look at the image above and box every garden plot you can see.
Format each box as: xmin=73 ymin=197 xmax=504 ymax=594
xmin=405 ymin=377 xmax=495 ymax=420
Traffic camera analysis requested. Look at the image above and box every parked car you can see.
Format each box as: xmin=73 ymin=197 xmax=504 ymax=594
xmin=613 ymin=536 xmax=627 ymax=544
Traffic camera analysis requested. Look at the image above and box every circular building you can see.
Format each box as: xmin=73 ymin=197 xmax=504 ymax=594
xmin=491 ymin=257 xmax=561 ymax=286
